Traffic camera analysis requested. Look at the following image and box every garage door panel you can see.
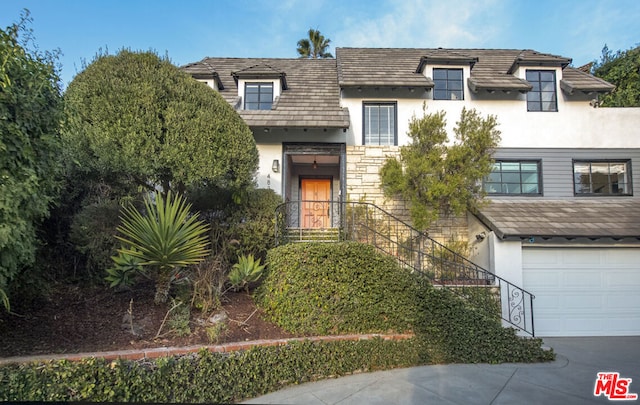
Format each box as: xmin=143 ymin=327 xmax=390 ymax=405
xmin=523 ymin=247 xmax=640 ymax=337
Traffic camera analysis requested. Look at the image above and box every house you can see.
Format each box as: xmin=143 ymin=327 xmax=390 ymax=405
xmin=182 ymin=48 xmax=640 ymax=337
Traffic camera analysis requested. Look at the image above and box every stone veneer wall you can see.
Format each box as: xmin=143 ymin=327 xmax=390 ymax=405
xmin=345 ymin=145 xmax=469 ymax=244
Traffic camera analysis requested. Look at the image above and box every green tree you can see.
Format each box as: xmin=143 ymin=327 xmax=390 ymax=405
xmin=296 ymin=28 xmax=333 ymax=59
xmin=380 ymin=107 xmax=500 ymax=230
xmin=592 ymin=44 xmax=640 ymax=107
xmin=63 ymin=50 xmax=258 ymax=196
xmin=0 ymin=13 xmax=63 ymax=310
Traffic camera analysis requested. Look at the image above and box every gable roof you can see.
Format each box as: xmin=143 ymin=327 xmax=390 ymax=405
xmin=476 ymin=199 xmax=640 ymax=240
xmin=182 ymin=57 xmax=350 ymax=129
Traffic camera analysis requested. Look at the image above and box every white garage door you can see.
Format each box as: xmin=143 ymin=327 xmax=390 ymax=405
xmin=523 ymin=247 xmax=640 ymax=337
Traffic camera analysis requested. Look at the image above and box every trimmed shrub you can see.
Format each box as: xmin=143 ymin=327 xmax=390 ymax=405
xmin=0 ymin=338 xmax=419 ymax=403
xmin=256 ymin=242 xmax=420 ymax=334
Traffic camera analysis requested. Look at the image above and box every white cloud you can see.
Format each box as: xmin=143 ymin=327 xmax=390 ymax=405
xmin=334 ymin=0 xmax=506 ymax=49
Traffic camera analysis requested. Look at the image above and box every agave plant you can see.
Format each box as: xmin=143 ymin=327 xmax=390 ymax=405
xmin=229 ymin=254 xmax=266 ymax=292
xmin=115 ymin=191 xmax=210 ymax=304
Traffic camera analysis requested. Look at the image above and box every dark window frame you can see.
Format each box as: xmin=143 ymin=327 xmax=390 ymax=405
xmin=526 ymin=70 xmax=558 ymax=112
xmin=433 ymin=68 xmax=464 ymax=100
xmin=572 ymin=159 xmax=632 ymax=196
xmin=483 ymin=160 xmax=543 ymax=196
xmin=244 ymin=82 xmax=274 ymax=110
xmin=362 ymin=102 xmax=398 ymax=146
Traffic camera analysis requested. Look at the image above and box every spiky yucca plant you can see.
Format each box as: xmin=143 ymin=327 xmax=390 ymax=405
xmin=115 ymin=192 xmax=210 ymax=304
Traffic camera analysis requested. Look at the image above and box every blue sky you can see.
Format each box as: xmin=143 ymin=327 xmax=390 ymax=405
xmin=1 ymin=0 xmax=638 ymax=87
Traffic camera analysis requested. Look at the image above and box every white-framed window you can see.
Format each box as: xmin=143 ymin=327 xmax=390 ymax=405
xmin=363 ymin=102 xmax=396 ymax=145
xmin=244 ymin=82 xmax=273 ymax=110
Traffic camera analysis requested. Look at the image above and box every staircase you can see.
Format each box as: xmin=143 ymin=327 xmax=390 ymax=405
xmin=275 ymin=200 xmax=536 ymax=336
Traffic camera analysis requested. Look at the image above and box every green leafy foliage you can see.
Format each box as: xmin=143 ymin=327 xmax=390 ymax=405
xmin=114 ymin=192 xmax=210 ymax=303
xmin=258 ymin=241 xmax=553 ymax=364
xmin=63 ymin=49 xmax=258 ymax=195
xmin=297 ymin=28 xmax=333 ymax=58
xmin=380 ymin=106 xmax=500 ymax=230
xmin=0 ymin=339 xmax=418 ymax=403
xmin=0 ymin=13 xmax=63 ymax=309
xmin=256 ymin=242 xmax=420 ymax=334
xmin=229 ymin=254 xmax=265 ymax=292
xmin=70 ymin=199 xmax=122 ymax=278
xmin=593 ymin=45 xmax=640 ymax=107
xmin=105 ymin=250 xmax=144 ymax=288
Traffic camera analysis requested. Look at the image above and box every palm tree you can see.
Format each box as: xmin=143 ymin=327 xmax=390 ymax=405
xmin=297 ymin=28 xmax=333 ymax=59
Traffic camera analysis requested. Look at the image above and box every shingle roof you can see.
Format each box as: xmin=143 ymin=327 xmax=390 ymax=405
xmin=336 ymin=48 xmax=434 ymax=88
xmin=476 ymin=199 xmax=640 ymax=239
xmin=336 ymin=48 xmax=609 ymax=93
xmin=560 ymin=68 xmax=616 ymax=95
xmin=182 ymin=58 xmax=350 ymax=128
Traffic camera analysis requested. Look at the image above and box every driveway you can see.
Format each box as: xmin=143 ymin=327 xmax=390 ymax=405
xmin=243 ymin=336 xmax=640 ymax=404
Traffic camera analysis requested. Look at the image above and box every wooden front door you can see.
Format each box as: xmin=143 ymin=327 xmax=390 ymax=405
xmin=301 ymin=179 xmax=331 ymax=228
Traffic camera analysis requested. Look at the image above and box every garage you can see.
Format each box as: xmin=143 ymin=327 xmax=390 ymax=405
xmin=523 ymin=247 xmax=640 ymax=337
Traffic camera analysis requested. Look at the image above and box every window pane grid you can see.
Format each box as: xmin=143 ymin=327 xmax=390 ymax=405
xmin=526 ymin=70 xmax=557 ymax=112
xmin=245 ymin=83 xmax=273 ymax=110
xmin=483 ymin=161 xmax=542 ymax=195
xmin=573 ymin=161 xmax=631 ymax=196
xmin=433 ymin=68 xmax=464 ymax=100
xmin=364 ymin=103 xmax=396 ymax=145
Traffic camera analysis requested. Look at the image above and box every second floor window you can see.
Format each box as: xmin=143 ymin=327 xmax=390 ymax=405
xmin=433 ymin=68 xmax=463 ymax=100
xmin=363 ymin=102 xmax=396 ymax=145
xmin=245 ymin=82 xmax=273 ymax=110
xmin=573 ymin=160 xmax=632 ymax=195
xmin=483 ymin=160 xmax=542 ymax=195
xmin=526 ymin=70 xmax=557 ymax=112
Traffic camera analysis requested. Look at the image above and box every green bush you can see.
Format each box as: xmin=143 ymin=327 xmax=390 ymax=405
xmin=70 ymin=199 xmax=122 ymax=278
xmin=0 ymin=338 xmax=419 ymax=403
xmin=257 ymin=241 xmax=553 ymax=364
xmin=256 ymin=242 xmax=420 ymax=334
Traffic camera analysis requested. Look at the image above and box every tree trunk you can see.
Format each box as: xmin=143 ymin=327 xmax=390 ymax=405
xmin=154 ymin=270 xmax=172 ymax=304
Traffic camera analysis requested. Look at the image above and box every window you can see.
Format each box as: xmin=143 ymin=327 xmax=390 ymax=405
xmin=363 ymin=102 xmax=396 ymax=145
xmin=244 ymin=82 xmax=273 ymax=110
xmin=573 ymin=160 xmax=632 ymax=195
xmin=433 ymin=68 xmax=463 ymax=100
xmin=526 ymin=70 xmax=557 ymax=112
xmin=483 ymin=160 xmax=542 ymax=195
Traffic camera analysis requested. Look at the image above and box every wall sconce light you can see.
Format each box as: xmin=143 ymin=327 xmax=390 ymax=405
xmin=312 ymin=158 xmax=318 ymax=170
xmin=272 ymin=159 xmax=280 ymax=173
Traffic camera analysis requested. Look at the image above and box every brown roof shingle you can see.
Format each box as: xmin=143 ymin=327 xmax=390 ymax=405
xmin=476 ymin=199 xmax=640 ymax=239
xmin=182 ymin=58 xmax=350 ymax=128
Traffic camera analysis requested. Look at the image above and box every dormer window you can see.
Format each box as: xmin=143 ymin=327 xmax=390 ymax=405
xmin=245 ymin=82 xmax=273 ymax=110
xmin=526 ymin=70 xmax=557 ymax=112
xmin=433 ymin=68 xmax=464 ymax=100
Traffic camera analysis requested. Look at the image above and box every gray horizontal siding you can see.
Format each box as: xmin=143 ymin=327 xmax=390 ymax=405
xmin=492 ymin=148 xmax=640 ymax=199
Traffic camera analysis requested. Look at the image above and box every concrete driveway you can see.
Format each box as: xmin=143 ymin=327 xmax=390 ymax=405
xmin=243 ymin=337 xmax=640 ymax=404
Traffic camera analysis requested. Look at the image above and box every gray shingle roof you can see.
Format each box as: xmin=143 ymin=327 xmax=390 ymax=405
xmin=476 ymin=199 xmax=640 ymax=239
xmin=336 ymin=48 xmax=609 ymax=93
xmin=182 ymin=58 xmax=350 ymax=128
xmin=560 ymin=68 xmax=616 ymax=95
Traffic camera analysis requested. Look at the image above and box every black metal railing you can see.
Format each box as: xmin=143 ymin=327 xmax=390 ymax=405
xmin=275 ymin=200 xmax=535 ymax=336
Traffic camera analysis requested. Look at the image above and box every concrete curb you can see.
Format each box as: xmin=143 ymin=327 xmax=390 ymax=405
xmin=0 ymin=333 xmax=414 ymax=366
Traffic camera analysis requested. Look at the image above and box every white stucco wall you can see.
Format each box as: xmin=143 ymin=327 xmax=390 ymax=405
xmin=255 ymin=143 xmax=282 ymax=194
xmin=340 ymin=68 xmax=640 ymax=149
xmin=489 ymin=233 xmax=523 ymax=286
